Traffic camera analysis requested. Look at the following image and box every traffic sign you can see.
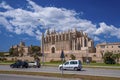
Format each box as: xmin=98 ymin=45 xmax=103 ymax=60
xmin=60 ymin=50 xmax=65 ymax=59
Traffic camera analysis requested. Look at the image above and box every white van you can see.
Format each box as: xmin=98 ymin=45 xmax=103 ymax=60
xmin=58 ymin=60 xmax=82 ymax=71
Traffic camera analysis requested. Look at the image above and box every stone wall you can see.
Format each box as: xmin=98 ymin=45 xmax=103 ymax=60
xmin=5 ymin=56 xmax=35 ymax=61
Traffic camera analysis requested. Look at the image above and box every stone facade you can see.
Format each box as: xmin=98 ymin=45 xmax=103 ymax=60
xmin=41 ymin=29 xmax=96 ymax=62
xmin=96 ymin=42 xmax=120 ymax=54
xmin=95 ymin=42 xmax=120 ymax=63
xmin=12 ymin=41 xmax=29 ymax=56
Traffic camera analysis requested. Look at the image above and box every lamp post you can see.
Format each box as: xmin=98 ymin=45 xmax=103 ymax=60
xmin=38 ymin=19 xmax=45 ymax=66
xmin=41 ymin=32 xmax=44 ymax=66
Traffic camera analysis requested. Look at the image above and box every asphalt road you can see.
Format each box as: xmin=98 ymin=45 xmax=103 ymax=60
xmin=0 ymin=74 xmax=77 ymax=80
xmin=0 ymin=65 xmax=120 ymax=78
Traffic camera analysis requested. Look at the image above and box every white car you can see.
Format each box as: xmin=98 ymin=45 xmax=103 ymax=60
xmin=59 ymin=60 xmax=82 ymax=71
xmin=28 ymin=61 xmax=41 ymax=68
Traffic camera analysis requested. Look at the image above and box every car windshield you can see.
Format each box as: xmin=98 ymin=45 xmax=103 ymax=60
xmin=64 ymin=62 xmax=69 ymax=65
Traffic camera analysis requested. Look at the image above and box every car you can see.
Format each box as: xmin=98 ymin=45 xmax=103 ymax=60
xmin=58 ymin=60 xmax=82 ymax=71
xmin=28 ymin=61 xmax=41 ymax=68
xmin=22 ymin=61 xmax=29 ymax=68
xmin=10 ymin=60 xmax=28 ymax=68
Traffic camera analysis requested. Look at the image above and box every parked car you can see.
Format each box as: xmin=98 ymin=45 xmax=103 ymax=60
xmin=10 ymin=60 xmax=28 ymax=68
xmin=58 ymin=60 xmax=82 ymax=71
xmin=28 ymin=61 xmax=41 ymax=68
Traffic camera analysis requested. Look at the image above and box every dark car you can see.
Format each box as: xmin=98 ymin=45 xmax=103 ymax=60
xmin=22 ymin=61 xmax=29 ymax=68
xmin=10 ymin=60 xmax=28 ymax=68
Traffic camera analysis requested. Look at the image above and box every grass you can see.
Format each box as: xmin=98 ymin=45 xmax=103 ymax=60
xmin=0 ymin=61 xmax=14 ymax=65
xmin=0 ymin=70 xmax=120 ymax=80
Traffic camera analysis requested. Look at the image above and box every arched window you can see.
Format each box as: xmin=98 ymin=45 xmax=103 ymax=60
xmin=51 ymin=47 xmax=55 ymax=53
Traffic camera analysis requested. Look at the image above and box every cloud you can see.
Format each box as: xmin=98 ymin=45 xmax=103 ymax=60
xmin=94 ymin=36 xmax=100 ymax=41
xmin=0 ymin=1 xmax=13 ymax=10
xmin=0 ymin=17 xmax=13 ymax=31
xmin=95 ymin=22 xmax=120 ymax=39
xmin=0 ymin=0 xmax=120 ymax=41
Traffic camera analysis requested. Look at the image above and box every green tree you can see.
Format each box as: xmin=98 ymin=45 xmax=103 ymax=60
xmin=9 ymin=48 xmax=14 ymax=56
xmin=28 ymin=46 xmax=41 ymax=56
xmin=9 ymin=48 xmax=19 ymax=57
xmin=112 ymin=53 xmax=120 ymax=63
xmin=103 ymin=52 xmax=116 ymax=64
xmin=0 ymin=52 xmax=4 ymax=57
xmin=70 ymin=54 xmax=76 ymax=60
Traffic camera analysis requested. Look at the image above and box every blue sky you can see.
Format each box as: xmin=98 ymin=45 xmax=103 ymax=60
xmin=0 ymin=0 xmax=120 ymax=52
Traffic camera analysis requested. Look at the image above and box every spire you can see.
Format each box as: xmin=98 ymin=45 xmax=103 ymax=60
xmin=46 ymin=28 xmax=50 ymax=35
xmin=19 ymin=41 xmax=25 ymax=47
xmin=53 ymin=28 xmax=56 ymax=33
xmin=51 ymin=28 xmax=56 ymax=34
xmin=80 ymin=30 xmax=83 ymax=36
xmin=73 ymin=27 xmax=77 ymax=32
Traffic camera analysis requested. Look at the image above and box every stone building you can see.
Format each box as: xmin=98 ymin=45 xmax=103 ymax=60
xmin=96 ymin=42 xmax=120 ymax=55
xmin=96 ymin=42 xmax=120 ymax=63
xmin=12 ymin=41 xmax=29 ymax=56
xmin=41 ymin=29 xmax=96 ymax=62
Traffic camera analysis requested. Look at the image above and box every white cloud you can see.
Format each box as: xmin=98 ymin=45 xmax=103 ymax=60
xmin=0 ymin=17 xmax=13 ymax=31
xmin=95 ymin=22 xmax=120 ymax=39
xmin=94 ymin=36 xmax=100 ymax=41
xmin=0 ymin=0 xmax=120 ymax=41
xmin=0 ymin=1 xmax=13 ymax=10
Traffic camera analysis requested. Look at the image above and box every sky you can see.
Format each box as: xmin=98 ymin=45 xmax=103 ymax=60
xmin=0 ymin=0 xmax=120 ymax=52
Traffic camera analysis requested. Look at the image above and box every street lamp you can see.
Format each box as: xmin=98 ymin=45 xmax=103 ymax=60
xmin=38 ymin=19 xmax=45 ymax=66
xmin=41 ymin=32 xmax=44 ymax=66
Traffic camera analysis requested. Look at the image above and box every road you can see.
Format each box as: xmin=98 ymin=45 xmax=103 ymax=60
xmin=0 ymin=74 xmax=77 ymax=80
xmin=0 ymin=65 xmax=120 ymax=78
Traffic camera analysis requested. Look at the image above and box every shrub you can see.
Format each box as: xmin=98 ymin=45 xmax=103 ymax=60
xmin=70 ymin=54 xmax=76 ymax=60
xmin=103 ymin=52 xmax=116 ymax=64
xmin=91 ymin=60 xmax=96 ymax=63
xmin=50 ymin=59 xmax=65 ymax=63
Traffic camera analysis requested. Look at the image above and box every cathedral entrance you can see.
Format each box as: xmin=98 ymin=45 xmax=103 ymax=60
xmin=51 ymin=47 xmax=55 ymax=53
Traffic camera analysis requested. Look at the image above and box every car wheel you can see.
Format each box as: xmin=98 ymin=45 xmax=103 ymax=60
xmin=10 ymin=65 xmax=14 ymax=68
xmin=32 ymin=65 xmax=35 ymax=68
xmin=25 ymin=66 xmax=28 ymax=68
xmin=74 ymin=67 xmax=78 ymax=71
xmin=59 ymin=67 xmax=63 ymax=70
xmin=78 ymin=69 xmax=81 ymax=71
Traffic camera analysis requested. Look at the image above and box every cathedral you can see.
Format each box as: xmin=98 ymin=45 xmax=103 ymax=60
xmin=41 ymin=29 xmax=95 ymax=59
